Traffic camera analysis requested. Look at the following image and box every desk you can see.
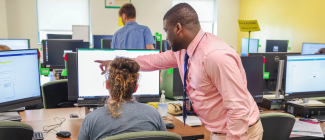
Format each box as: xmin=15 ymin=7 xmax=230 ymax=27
xmin=20 ymin=107 xmax=207 ymax=140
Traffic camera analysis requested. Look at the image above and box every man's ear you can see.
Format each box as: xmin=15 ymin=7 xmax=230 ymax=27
xmin=106 ymin=81 xmax=109 ymax=90
xmin=175 ymin=23 xmax=182 ymax=35
xmin=122 ymin=14 xmax=127 ymax=20
xmin=134 ymin=84 xmax=138 ymax=93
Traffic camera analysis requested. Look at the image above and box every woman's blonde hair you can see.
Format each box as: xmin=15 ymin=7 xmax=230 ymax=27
xmin=105 ymin=57 xmax=140 ymax=118
xmin=0 ymin=45 xmax=11 ymax=51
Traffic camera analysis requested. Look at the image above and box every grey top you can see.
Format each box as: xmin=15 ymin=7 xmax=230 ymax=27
xmin=78 ymin=101 xmax=167 ymax=140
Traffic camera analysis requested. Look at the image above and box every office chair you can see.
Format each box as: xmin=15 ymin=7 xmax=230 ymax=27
xmin=0 ymin=121 xmax=33 ymax=140
xmin=101 ymin=131 xmax=182 ymax=140
xmin=42 ymin=79 xmax=75 ymax=109
xmin=260 ymin=113 xmax=295 ymax=140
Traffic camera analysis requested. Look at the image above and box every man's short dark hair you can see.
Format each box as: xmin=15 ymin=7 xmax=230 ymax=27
xmin=163 ymin=3 xmax=199 ymax=27
xmin=119 ymin=3 xmax=136 ymax=19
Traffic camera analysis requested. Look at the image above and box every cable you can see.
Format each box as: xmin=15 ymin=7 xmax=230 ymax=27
xmin=79 ymin=107 xmax=82 ymax=118
xmin=43 ymin=117 xmax=66 ymax=134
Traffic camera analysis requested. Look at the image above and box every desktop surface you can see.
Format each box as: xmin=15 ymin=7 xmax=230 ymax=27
xmin=302 ymin=43 xmax=325 ymax=55
xmin=266 ymin=40 xmax=288 ymax=52
xmin=93 ymin=35 xmax=113 ymax=49
xmin=241 ymin=38 xmax=259 ymax=56
xmin=0 ymin=39 xmax=29 ymax=50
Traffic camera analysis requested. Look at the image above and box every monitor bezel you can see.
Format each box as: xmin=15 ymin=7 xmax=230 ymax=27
xmin=0 ymin=49 xmax=42 ymax=112
xmin=76 ymin=48 xmax=161 ymax=101
xmin=284 ymin=54 xmax=325 ymax=99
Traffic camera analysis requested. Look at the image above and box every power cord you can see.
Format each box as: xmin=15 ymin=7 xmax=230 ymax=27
xmin=43 ymin=117 xmax=66 ymax=134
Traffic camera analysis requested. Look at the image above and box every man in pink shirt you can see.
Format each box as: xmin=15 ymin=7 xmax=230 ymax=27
xmin=96 ymin=3 xmax=263 ymax=140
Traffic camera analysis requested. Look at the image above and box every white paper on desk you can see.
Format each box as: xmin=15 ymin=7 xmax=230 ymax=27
xmin=175 ymin=116 xmax=202 ymax=126
xmin=291 ymin=119 xmax=324 ymax=138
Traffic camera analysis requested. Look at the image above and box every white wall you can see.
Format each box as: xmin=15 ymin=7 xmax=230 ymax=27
xmin=216 ymin=0 xmax=240 ymax=50
xmin=0 ymin=0 xmax=8 ymax=38
xmin=5 ymin=0 xmax=39 ymax=49
xmin=91 ymin=0 xmax=172 ymax=39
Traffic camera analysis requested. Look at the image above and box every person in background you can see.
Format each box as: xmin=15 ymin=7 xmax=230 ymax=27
xmin=96 ymin=3 xmax=262 ymax=140
xmin=78 ymin=57 xmax=166 ymax=140
xmin=0 ymin=45 xmax=11 ymax=51
xmin=112 ymin=3 xmax=155 ymax=49
xmin=316 ymin=48 xmax=325 ymax=54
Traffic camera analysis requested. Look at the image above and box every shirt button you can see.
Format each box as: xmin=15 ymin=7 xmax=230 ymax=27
xmin=189 ymin=77 xmax=191 ymax=80
xmin=193 ymin=89 xmax=195 ymax=91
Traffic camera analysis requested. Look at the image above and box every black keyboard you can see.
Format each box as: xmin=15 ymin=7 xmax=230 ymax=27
xmin=32 ymin=131 xmax=44 ymax=140
xmin=312 ymin=115 xmax=325 ymax=121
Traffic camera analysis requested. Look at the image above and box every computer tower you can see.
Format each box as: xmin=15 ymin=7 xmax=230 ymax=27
xmin=67 ymin=52 xmax=78 ymax=101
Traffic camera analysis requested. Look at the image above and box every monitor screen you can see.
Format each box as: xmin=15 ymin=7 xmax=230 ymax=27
xmin=78 ymin=49 xmax=160 ymax=98
xmin=0 ymin=49 xmax=41 ymax=111
xmin=44 ymin=41 xmax=89 ymax=69
xmin=285 ymin=55 xmax=325 ymax=98
xmin=93 ymin=35 xmax=113 ymax=49
xmin=301 ymin=43 xmax=325 ymax=55
xmin=241 ymin=38 xmax=259 ymax=56
xmin=266 ymin=40 xmax=288 ymax=52
xmin=47 ymin=34 xmax=72 ymax=39
xmin=102 ymin=39 xmax=112 ymax=49
xmin=241 ymin=56 xmax=263 ymax=103
xmin=0 ymin=39 xmax=29 ymax=50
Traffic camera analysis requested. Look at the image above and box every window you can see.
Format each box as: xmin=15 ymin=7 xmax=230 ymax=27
xmin=36 ymin=0 xmax=90 ymax=42
xmin=173 ymin=0 xmax=216 ymax=34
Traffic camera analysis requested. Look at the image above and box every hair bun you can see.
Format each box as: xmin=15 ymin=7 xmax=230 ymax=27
xmin=109 ymin=57 xmax=140 ymax=74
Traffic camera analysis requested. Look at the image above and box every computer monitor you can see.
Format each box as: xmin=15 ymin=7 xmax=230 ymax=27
xmin=301 ymin=43 xmax=325 ymax=54
xmin=241 ymin=38 xmax=259 ymax=56
xmin=0 ymin=39 xmax=30 ymax=50
xmin=77 ymin=49 xmax=160 ymax=104
xmin=67 ymin=52 xmax=78 ymax=101
xmin=284 ymin=55 xmax=325 ymax=99
xmin=241 ymin=56 xmax=263 ymax=103
xmin=160 ymin=68 xmax=183 ymax=100
xmin=161 ymin=40 xmax=171 ymax=52
xmin=266 ymin=40 xmax=288 ymax=52
xmin=93 ymin=35 xmax=113 ymax=49
xmin=0 ymin=49 xmax=42 ymax=112
xmin=43 ymin=40 xmax=89 ymax=69
xmin=250 ymin=52 xmax=301 ymax=91
xmin=102 ymin=39 xmax=112 ymax=49
xmin=47 ymin=34 xmax=72 ymax=39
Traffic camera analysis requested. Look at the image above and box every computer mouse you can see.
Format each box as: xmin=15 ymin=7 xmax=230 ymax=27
xmin=70 ymin=113 xmax=79 ymax=118
xmin=165 ymin=123 xmax=175 ymax=129
xmin=56 ymin=131 xmax=71 ymax=138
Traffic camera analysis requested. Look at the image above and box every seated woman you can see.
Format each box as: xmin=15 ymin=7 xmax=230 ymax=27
xmin=78 ymin=57 xmax=166 ymax=140
xmin=0 ymin=45 xmax=11 ymax=51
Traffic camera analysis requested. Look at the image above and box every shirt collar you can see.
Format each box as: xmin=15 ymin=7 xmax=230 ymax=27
xmin=125 ymin=21 xmax=138 ymax=26
xmin=186 ymin=29 xmax=205 ymax=58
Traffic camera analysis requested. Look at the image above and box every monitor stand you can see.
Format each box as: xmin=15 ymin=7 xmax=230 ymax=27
xmin=258 ymin=60 xmax=285 ymax=110
xmin=285 ymin=98 xmax=325 ymax=118
xmin=0 ymin=112 xmax=22 ymax=122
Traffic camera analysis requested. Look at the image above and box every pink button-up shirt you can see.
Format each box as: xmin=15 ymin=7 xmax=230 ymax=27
xmin=135 ymin=29 xmax=260 ymax=140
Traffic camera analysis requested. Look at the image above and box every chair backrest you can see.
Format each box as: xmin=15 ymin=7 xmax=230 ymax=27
xmin=101 ymin=131 xmax=182 ymax=140
xmin=0 ymin=121 xmax=34 ymax=140
xmin=260 ymin=113 xmax=296 ymax=140
xmin=42 ymin=79 xmax=69 ymax=109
